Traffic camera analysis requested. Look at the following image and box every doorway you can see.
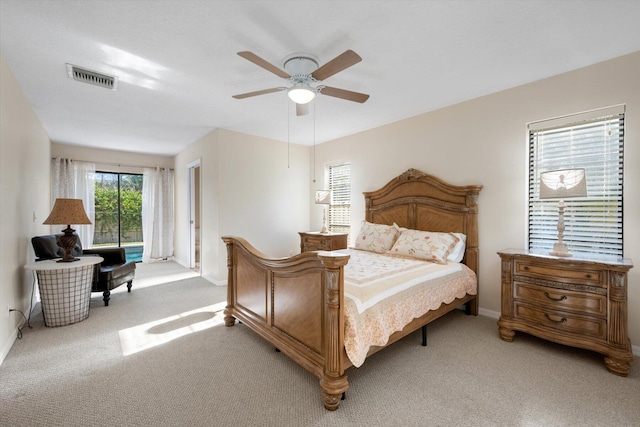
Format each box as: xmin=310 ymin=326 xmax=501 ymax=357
xmin=94 ymin=172 xmax=143 ymax=262
xmin=188 ymin=160 xmax=201 ymax=272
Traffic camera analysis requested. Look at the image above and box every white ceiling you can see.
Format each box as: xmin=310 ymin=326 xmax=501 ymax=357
xmin=2 ymin=1 xmax=640 ymax=156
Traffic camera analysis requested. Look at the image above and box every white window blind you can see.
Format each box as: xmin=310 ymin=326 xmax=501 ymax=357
xmin=328 ymin=163 xmax=351 ymax=235
xmin=528 ymin=106 xmax=625 ymax=258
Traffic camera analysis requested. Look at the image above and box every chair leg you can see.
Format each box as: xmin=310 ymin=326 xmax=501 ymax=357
xmin=103 ymin=290 xmax=110 ymax=307
xmin=127 ymin=280 xmax=133 ymax=292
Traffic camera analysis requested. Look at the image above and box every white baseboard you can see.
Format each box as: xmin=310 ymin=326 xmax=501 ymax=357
xmin=0 ymin=299 xmax=40 ymax=366
xmin=172 ymin=257 xmax=189 ymax=269
xmin=478 ymin=307 xmax=500 ymax=319
xmin=202 ymin=274 xmax=226 ymax=286
xmin=0 ymin=329 xmax=17 ymax=366
xmin=171 ymin=259 xmax=227 ymax=286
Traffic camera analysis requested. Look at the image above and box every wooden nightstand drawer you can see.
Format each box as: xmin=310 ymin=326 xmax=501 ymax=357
xmin=299 ymin=232 xmax=348 ymax=253
xmin=514 ymin=303 xmax=606 ymax=339
xmin=498 ymin=249 xmax=633 ymax=376
xmin=514 ymin=260 xmax=603 ymax=287
xmin=305 ymin=244 xmax=328 ymax=251
xmin=303 ymin=235 xmax=329 ymax=247
xmin=514 ymin=282 xmax=606 ymax=317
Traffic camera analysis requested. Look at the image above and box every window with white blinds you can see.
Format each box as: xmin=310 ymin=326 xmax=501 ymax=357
xmin=528 ymin=106 xmax=625 ymax=258
xmin=328 ymin=163 xmax=351 ymax=235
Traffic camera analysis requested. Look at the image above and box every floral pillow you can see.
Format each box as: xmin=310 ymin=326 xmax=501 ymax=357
xmin=354 ymin=221 xmax=401 ymax=253
xmin=388 ymin=229 xmax=460 ymax=264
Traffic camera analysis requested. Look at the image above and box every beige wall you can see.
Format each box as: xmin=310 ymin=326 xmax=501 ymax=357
xmin=174 ymin=128 xmax=310 ymax=283
xmin=0 ymin=54 xmax=51 ymax=363
xmin=313 ymin=51 xmax=640 ymax=350
xmin=174 ymin=129 xmax=220 ymax=281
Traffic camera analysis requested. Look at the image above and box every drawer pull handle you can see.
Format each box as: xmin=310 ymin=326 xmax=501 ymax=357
xmin=544 ymin=292 xmax=567 ymax=302
xmin=544 ymin=313 xmax=567 ymax=324
xmin=523 ymin=266 xmax=529 ymax=271
xmin=585 ymin=274 xmax=592 ymax=279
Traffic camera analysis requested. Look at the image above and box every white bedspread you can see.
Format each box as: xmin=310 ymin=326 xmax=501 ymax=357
xmin=341 ymin=249 xmax=463 ymax=314
xmin=338 ymin=249 xmax=477 ymax=367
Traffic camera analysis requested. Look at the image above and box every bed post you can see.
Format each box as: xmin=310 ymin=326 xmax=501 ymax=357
xmin=223 ymin=239 xmax=236 ymax=327
xmin=318 ymin=252 xmax=350 ymax=411
xmin=465 ymin=192 xmax=481 ymax=316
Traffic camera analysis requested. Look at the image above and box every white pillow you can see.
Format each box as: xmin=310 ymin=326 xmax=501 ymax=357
xmin=447 ymin=233 xmax=467 ymax=263
xmin=388 ymin=229 xmax=460 ymax=264
xmin=354 ymin=221 xmax=401 ymax=253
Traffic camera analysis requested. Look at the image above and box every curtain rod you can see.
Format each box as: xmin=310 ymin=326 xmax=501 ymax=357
xmin=52 ymin=157 xmax=173 ymax=171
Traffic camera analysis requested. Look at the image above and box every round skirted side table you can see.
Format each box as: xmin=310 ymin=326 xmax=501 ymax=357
xmin=24 ymin=256 xmax=103 ymax=327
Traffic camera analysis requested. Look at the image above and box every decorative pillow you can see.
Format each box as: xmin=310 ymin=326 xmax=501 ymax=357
xmin=354 ymin=221 xmax=401 ymax=253
xmin=388 ymin=229 xmax=460 ymax=264
xmin=447 ymin=233 xmax=467 ymax=263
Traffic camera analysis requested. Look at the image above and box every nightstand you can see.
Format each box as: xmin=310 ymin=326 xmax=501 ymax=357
xmin=24 ymin=256 xmax=103 ymax=327
xmin=299 ymin=231 xmax=348 ymax=253
xmin=497 ymin=248 xmax=633 ymax=376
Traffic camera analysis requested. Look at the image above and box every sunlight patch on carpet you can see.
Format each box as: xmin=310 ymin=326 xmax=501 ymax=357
xmin=119 ymin=301 xmax=226 ymax=356
xmin=123 ymin=269 xmax=200 ymax=291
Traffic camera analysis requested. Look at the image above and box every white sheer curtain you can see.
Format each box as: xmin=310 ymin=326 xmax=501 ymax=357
xmin=142 ymin=167 xmax=174 ymax=262
xmin=50 ymin=158 xmax=95 ymax=248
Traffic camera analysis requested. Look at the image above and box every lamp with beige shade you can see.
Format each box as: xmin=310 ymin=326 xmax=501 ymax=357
xmin=43 ymin=198 xmax=92 ymax=262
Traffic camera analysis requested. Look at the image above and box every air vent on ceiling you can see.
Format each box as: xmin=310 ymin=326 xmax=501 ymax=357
xmin=66 ymin=64 xmax=118 ymax=91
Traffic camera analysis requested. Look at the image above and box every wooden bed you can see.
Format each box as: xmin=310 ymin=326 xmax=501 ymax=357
xmin=222 ymin=168 xmax=482 ymax=410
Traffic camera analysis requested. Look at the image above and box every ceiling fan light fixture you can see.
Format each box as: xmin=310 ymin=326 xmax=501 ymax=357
xmin=287 ymin=84 xmax=316 ymax=104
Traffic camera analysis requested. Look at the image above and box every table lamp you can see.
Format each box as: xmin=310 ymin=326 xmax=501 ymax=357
xmin=539 ymin=169 xmax=587 ymax=257
xmin=315 ymin=190 xmax=332 ymax=234
xmin=43 ymin=198 xmax=92 ymax=262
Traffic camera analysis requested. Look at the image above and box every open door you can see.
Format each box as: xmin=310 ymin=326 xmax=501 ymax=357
xmin=188 ymin=160 xmax=201 ymax=272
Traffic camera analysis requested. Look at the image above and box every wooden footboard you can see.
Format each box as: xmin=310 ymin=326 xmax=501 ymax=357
xmin=222 ymin=168 xmax=481 ymax=411
xmin=222 ymin=236 xmax=351 ymax=410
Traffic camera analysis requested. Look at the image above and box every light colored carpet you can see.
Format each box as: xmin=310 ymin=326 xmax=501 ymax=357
xmin=1 ymin=261 xmax=638 ymax=426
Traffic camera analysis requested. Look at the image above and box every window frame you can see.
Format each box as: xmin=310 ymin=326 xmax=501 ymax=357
xmin=526 ymin=105 xmax=625 ymax=258
xmin=327 ymin=162 xmax=351 ymax=236
xmin=94 ymin=171 xmax=144 ymax=258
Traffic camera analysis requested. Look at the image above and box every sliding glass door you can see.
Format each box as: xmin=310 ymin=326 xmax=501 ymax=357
xmin=94 ymin=172 xmax=143 ymax=262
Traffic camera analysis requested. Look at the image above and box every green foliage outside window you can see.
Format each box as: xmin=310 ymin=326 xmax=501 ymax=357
xmin=94 ymin=174 xmax=142 ymax=244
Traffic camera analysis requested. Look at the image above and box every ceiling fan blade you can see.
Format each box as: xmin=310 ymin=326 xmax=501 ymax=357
xmin=296 ymin=103 xmax=309 ymax=116
xmin=319 ymin=86 xmax=369 ymax=103
xmin=237 ymin=51 xmax=291 ymax=79
xmin=311 ymin=50 xmax=362 ymax=81
xmin=232 ymin=87 xmax=283 ymax=99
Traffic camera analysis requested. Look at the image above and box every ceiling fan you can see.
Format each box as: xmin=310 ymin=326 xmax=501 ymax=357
xmin=232 ymin=50 xmax=369 ymax=116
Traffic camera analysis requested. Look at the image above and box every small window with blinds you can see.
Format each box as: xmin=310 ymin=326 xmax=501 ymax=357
xmin=328 ymin=163 xmax=351 ymax=235
xmin=528 ymin=105 xmax=625 ymax=258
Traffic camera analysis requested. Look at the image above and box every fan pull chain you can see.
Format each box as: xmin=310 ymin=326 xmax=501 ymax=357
xmin=287 ymin=99 xmax=290 ymax=169
xmin=313 ymin=102 xmax=316 ymax=183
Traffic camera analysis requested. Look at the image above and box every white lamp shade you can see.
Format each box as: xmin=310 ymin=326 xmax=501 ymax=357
xmin=540 ymin=169 xmax=587 ymax=199
xmin=315 ymin=190 xmax=331 ymax=205
xmin=288 ymin=84 xmax=316 ymax=104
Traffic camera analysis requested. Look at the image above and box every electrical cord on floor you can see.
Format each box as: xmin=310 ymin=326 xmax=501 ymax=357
xmin=9 ymin=309 xmax=29 ymax=339
xmin=9 ymin=272 xmax=36 ymax=339
xmin=27 ymin=270 xmax=36 ymax=327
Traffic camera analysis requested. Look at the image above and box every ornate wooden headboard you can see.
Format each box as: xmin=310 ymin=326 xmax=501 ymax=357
xmin=363 ymin=168 xmax=483 ymax=276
